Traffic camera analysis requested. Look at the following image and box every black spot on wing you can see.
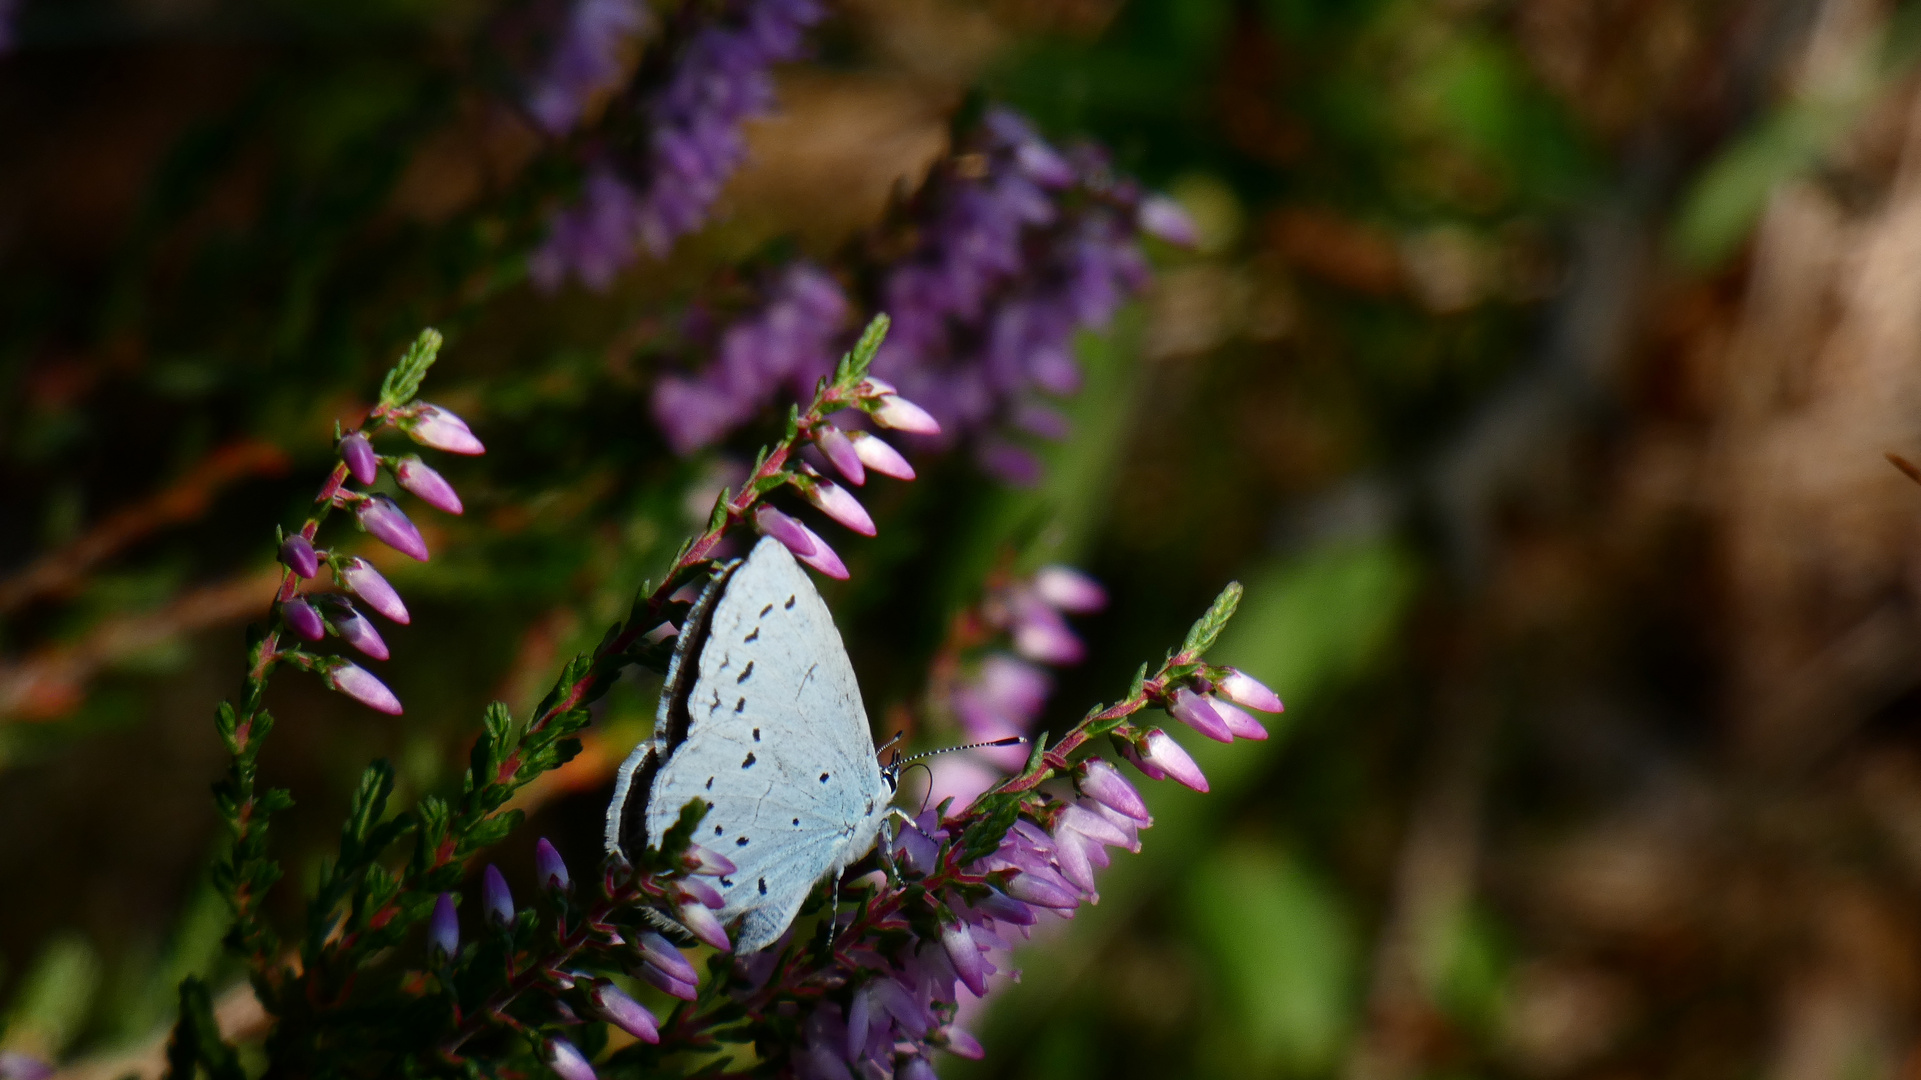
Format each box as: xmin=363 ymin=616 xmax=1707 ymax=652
xmin=736 ymin=661 xmax=754 ymax=683
xmin=758 ymin=878 xmax=768 ymax=895
xmin=819 ymin=772 xmax=830 ymax=783
xmin=720 ymin=876 xmax=733 ymax=887
xmin=704 ymin=777 xmax=713 ymax=790
xmin=714 ymin=825 xmax=724 ymax=836
xmin=744 ymin=628 xmax=759 ymax=642
xmin=785 ymin=595 xmax=796 ymax=609
xmin=735 ymin=697 xmax=745 ymax=712
xmin=736 ymin=836 xmax=749 ymax=846
xmin=752 ymin=728 xmax=761 ymax=741
xmin=741 ymin=752 xmax=756 ymax=769
xmin=792 ymin=817 xmax=800 ymax=826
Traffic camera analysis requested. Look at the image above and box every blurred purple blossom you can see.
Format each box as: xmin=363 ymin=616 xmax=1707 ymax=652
xmin=527 ymin=0 xmax=650 ymax=135
xmin=544 ymin=1038 xmax=597 ymax=1080
xmin=532 ymin=0 xmax=827 ymax=289
xmin=428 ymin=892 xmax=459 ymax=960
xmin=651 ymin=263 xmax=848 ymax=452
xmin=482 ymin=864 xmax=515 ymax=926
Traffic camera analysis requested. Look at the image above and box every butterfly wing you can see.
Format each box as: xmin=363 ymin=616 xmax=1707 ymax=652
xmin=644 ymin=537 xmax=891 ymax=952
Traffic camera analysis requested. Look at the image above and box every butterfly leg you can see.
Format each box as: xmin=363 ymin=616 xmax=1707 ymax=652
xmin=826 ymin=867 xmax=845 ymax=949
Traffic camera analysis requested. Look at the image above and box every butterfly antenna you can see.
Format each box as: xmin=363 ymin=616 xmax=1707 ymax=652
xmin=893 ymin=735 xmax=1027 ymax=766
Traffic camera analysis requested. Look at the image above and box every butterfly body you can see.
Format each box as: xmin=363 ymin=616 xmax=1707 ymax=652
xmin=606 ymin=537 xmax=892 ymax=953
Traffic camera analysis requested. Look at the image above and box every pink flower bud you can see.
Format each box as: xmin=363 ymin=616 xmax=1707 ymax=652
xmin=941 ymin=922 xmax=990 ymax=996
xmin=428 ymin=892 xmax=458 ymax=960
xmin=543 ymin=1039 xmax=596 ymax=1080
xmin=683 ymin=844 xmax=737 ymax=877
xmin=813 ymin=425 xmax=865 ymax=485
xmin=482 ymin=864 xmax=514 ymax=926
xmin=1118 ymin=740 xmax=1165 ymax=781
xmin=799 ymin=469 xmax=875 ymax=536
xmin=676 ymin=877 xmax=725 ymax=910
xmin=1217 ymin=667 xmax=1283 ymax=713
xmin=1032 ymin=566 xmax=1106 ymax=612
xmin=1210 ymin=697 xmax=1269 ymax=740
xmin=282 ymin=598 xmax=325 ymax=642
xmin=754 ymin=506 xmax=847 ymax=579
xmin=1002 ymin=869 xmax=1079 ymax=909
xmin=1079 ymin=758 xmax=1151 ymax=824
xmin=1052 ymin=828 xmax=1096 ymax=892
xmin=326 ymin=661 xmax=402 ymax=715
xmin=394 ymin=456 xmax=462 ymax=515
xmin=326 ymin=602 xmax=389 ymax=661
xmin=1058 ymin=803 xmax=1134 ymax=850
xmin=858 ymin=376 xmax=897 ymax=397
xmin=535 ymin=837 xmax=571 ymax=891
xmin=339 ymin=432 xmax=379 ymax=485
xmin=847 ymin=430 xmax=914 ymax=480
xmin=405 ymin=404 xmax=484 ymax=455
xmin=1168 ymin=687 xmax=1233 ymax=743
xmin=280 ymin=534 xmax=319 ymax=579
xmin=589 ymin=981 xmax=660 ymax=1044
xmin=1141 ymin=729 xmax=1208 ymax=792
xmin=355 ymin=495 xmax=429 ymax=561
xmin=678 ymin=901 xmax=731 ymax=951
xmin=941 ymin=1026 xmax=986 ymax=1060
xmin=636 ymin=932 xmax=698 ymax=984
xmin=1138 ymin=194 xmax=1199 ymax=247
xmin=639 ymin=960 xmax=699 ymax=1000
xmin=338 ymin=557 xmax=408 ymax=624
xmin=871 ymin=393 xmax=942 ymax=435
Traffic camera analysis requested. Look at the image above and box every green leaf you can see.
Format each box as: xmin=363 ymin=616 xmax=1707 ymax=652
xmin=339 ymin=761 xmax=396 ymax=866
xmin=377 ymin=328 xmax=444 ymax=408
xmin=957 ymin=795 xmax=1021 ymax=863
xmin=1181 ymin=581 xmax=1243 ymax=657
xmin=161 ymin=977 xmax=245 ymax=1080
xmin=839 ymin=313 xmax=891 ymax=385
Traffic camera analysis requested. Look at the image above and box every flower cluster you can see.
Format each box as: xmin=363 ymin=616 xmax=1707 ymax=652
xmin=868 ymin=108 xmax=1194 ymax=482
xmin=652 ymin=262 xmax=849 ymax=453
xmin=272 ymin=370 xmax=484 ymax=716
xmin=526 ymin=0 xmax=651 ymax=136
xmin=530 ymin=0 xmax=827 ymax=290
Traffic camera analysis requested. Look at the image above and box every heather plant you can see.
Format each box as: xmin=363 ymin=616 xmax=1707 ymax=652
xmin=168 ymin=317 xmax=1279 ymax=1079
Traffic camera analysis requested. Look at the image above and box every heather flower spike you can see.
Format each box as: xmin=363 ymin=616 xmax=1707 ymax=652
xmin=394 ymin=456 xmax=463 ymax=515
xmin=543 ymin=1038 xmax=597 ymax=1080
xmin=797 ymin=468 xmax=876 ymax=536
xmin=282 ymin=598 xmax=325 ymax=642
xmin=1217 ymin=667 xmax=1284 ymax=713
xmin=326 ymin=602 xmax=389 ymax=661
xmin=280 ymin=534 xmax=320 ymax=579
xmin=1033 ymin=565 xmax=1106 ymax=613
xmin=535 ymin=837 xmax=571 ymax=892
xmin=1078 ymin=758 xmax=1151 ymax=824
xmin=356 ymin=495 xmax=430 ymax=561
xmin=589 ymin=981 xmax=660 ymax=1044
xmin=1169 ymin=686 xmax=1234 ymax=743
xmin=325 ymin=661 xmax=402 ymax=715
xmin=482 ymin=864 xmax=514 ymax=926
xmin=847 ymin=430 xmax=915 ymax=480
xmin=338 ymin=557 xmax=409 ymax=624
xmin=404 ymin=404 xmax=484 ymax=455
xmin=1142 ymin=729 xmax=1209 ymax=792
xmin=339 ymin=431 xmax=379 ymax=485
xmin=428 ymin=892 xmax=458 ymax=960
xmin=814 ymin=424 xmax=865 ymax=485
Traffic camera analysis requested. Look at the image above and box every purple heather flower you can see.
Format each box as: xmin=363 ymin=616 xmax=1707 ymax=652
xmin=530 ymin=166 xmax=648 ymax=291
xmin=899 ymin=1059 xmax=938 ymax=1080
xmin=940 ymin=922 xmax=989 ymax=996
xmin=651 ymin=263 xmax=848 ymax=452
xmin=797 ymin=469 xmax=875 ymax=536
xmin=870 ymin=393 xmax=942 ymax=435
xmin=338 ymin=557 xmax=409 ymax=624
xmin=428 ymin=892 xmax=459 ymax=960
xmin=637 ymin=931 xmax=699 ymax=984
xmin=847 ymin=430 xmax=914 ymax=480
xmin=1032 ymin=566 xmax=1105 ymax=613
xmin=0 ymin=1053 xmax=53 ymax=1080
xmin=639 ymin=960 xmax=700 ymax=1000
xmin=589 ymin=981 xmax=660 ymax=1044
xmin=1119 ymin=740 xmax=1165 ymax=781
xmin=953 ymin=653 xmax=1050 ymax=754
xmin=1137 ymin=194 xmax=1199 ymax=247
xmin=395 ymin=456 xmax=463 ymax=515
xmin=535 ymin=837 xmax=572 ymax=892
xmin=1058 ymin=802 xmax=1135 ymax=851
xmin=814 ymin=425 xmax=864 ymax=485
xmin=1217 ymin=667 xmax=1283 ymax=713
xmin=1211 ymin=697 xmax=1269 ymax=741
xmin=1078 ymin=758 xmax=1150 ymax=824
xmin=356 ymin=495 xmax=429 ymax=562
xmin=754 ymin=505 xmax=847 ymax=579
xmin=534 ymin=0 xmax=828 ymax=287
xmin=482 ymin=864 xmax=515 ymax=926
xmin=1011 ymin=598 xmax=1084 ymax=665
xmin=282 ymin=598 xmax=325 ymax=642
xmin=280 ymin=534 xmax=320 ymax=579
xmin=999 ymin=867 xmax=1079 ymax=910
xmin=1052 ymin=828 xmax=1097 ymax=893
xmin=1141 ymin=729 xmax=1208 ymax=792
xmin=404 ymin=404 xmax=484 ymax=455
xmin=339 ymin=432 xmax=379 ymax=485
xmin=683 ymin=843 xmax=738 ymax=876
xmin=326 ymin=661 xmax=403 ymax=715
xmin=544 ymin=1038 xmax=597 ymax=1080
xmin=1168 ymin=687 xmax=1233 ymax=743
xmin=323 ymin=600 xmax=389 ymax=661
xmin=679 ymin=900 xmax=732 ymax=951
xmin=676 ymin=877 xmax=726 ymax=910
xmin=941 ymin=1026 xmax=986 ymax=1060
xmin=527 ymin=0 xmax=650 ymax=135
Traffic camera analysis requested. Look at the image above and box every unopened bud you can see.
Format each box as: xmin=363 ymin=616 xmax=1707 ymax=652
xmin=355 ymin=495 xmax=429 ymax=561
xmin=405 ymin=404 xmax=484 ymax=455
xmin=395 ymin=455 xmax=463 ymax=515
xmin=282 ymin=598 xmax=325 ymax=642
xmin=325 ymin=661 xmax=402 ymax=715
xmin=338 ymin=557 xmax=409 ymax=624
xmin=280 ymin=534 xmax=320 ymax=579
xmin=847 ymin=430 xmax=915 ymax=480
xmin=814 ymin=425 xmax=865 ymax=486
xmin=534 ymin=837 xmax=571 ymax=892
xmin=339 ymin=431 xmax=379 ymax=485
xmin=428 ymin=892 xmax=458 ymax=960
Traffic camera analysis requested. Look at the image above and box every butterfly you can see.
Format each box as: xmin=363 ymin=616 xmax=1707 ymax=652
xmin=605 ymin=536 xmax=894 ymax=953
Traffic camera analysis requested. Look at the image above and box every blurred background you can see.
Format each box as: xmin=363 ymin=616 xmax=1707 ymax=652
xmin=8 ymin=0 xmax=1921 ymax=1077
